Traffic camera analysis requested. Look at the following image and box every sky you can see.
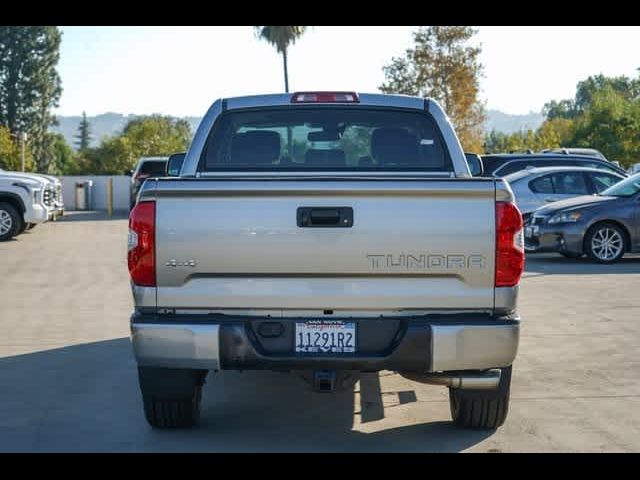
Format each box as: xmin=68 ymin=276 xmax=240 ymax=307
xmin=55 ymin=26 xmax=640 ymax=117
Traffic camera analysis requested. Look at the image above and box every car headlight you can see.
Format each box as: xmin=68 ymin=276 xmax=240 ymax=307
xmin=548 ymin=211 xmax=582 ymax=224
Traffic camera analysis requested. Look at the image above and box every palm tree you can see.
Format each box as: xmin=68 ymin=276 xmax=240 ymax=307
xmin=254 ymin=26 xmax=308 ymax=93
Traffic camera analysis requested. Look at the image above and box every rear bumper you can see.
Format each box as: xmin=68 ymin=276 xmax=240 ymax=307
xmin=130 ymin=313 xmax=520 ymax=373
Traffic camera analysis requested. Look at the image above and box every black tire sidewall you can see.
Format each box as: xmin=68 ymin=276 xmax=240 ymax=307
xmin=0 ymin=203 xmax=22 ymax=241
xmin=585 ymin=223 xmax=626 ymax=263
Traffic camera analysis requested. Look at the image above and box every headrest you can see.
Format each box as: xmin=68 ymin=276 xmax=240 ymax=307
xmin=371 ymin=127 xmax=419 ymax=166
xmin=229 ymin=131 xmax=281 ymax=165
xmin=305 ymin=149 xmax=346 ymax=168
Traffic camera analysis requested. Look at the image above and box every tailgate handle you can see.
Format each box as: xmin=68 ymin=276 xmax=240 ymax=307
xmin=297 ymin=207 xmax=353 ymax=228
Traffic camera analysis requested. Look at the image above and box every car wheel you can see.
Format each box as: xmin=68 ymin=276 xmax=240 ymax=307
xmin=0 ymin=202 xmax=23 ymax=241
xmin=585 ymin=222 xmax=626 ymax=264
xmin=138 ymin=367 xmax=207 ymax=428
xmin=449 ymin=366 xmax=512 ymax=429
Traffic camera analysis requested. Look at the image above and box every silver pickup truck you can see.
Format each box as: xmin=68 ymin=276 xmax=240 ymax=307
xmin=128 ymin=92 xmax=524 ymax=430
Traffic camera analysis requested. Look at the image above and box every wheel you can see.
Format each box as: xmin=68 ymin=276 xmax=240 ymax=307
xmin=585 ymin=222 xmax=626 ymax=264
xmin=138 ymin=367 xmax=207 ymax=428
xmin=0 ymin=202 xmax=23 ymax=241
xmin=560 ymin=252 xmax=582 ymax=259
xmin=449 ymin=366 xmax=512 ymax=429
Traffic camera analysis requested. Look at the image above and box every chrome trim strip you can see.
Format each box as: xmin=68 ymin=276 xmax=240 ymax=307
xmin=131 ymin=323 xmax=220 ymax=369
xmin=430 ymin=322 xmax=519 ymax=372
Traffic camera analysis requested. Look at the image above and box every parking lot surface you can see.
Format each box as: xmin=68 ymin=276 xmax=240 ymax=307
xmin=1 ymin=212 xmax=639 ymax=452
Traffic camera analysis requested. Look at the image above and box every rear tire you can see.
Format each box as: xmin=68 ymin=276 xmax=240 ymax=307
xmin=449 ymin=366 xmax=512 ymax=429
xmin=0 ymin=202 xmax=22 ymax=241
xmin=138 ymin=367 xmax=207 ymax=428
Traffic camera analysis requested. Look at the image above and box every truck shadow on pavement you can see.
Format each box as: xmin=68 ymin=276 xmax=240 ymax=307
xmin=525 ymin=253 xmax=640 ymax=276
xmin=0 ymin=338 xmax=492 ymax=452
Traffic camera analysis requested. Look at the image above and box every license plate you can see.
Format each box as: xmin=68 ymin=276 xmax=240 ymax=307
xmin=295 ymin=320 xmax=356 ymax=354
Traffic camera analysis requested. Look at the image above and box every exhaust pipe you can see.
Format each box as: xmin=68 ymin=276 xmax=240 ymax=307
xmin=400 ymin=369 xmax=501 ymax=390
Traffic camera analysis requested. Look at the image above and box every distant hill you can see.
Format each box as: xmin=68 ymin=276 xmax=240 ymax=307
xmin=52 ymin=110 xmax=545 ymax=149
xmin=485 ymin=109 xmax=544 ymax=134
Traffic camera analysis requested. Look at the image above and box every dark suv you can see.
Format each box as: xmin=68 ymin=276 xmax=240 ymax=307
xmin=130 ymin=157 xmax=168 ymax=209
xmin=481 ymin=153 xmax=628 ymax=178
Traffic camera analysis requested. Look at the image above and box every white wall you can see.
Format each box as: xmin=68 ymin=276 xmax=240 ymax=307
xmin=61 ymin=176 xmax=131 ymax=211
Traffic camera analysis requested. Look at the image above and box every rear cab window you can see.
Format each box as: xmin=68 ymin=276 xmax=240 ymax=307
xmin=199 ymin=107 xmax=452 ymax=172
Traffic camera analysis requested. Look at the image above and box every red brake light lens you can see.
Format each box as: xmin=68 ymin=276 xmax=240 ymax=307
xmin=128 ymin=201 xmax=156 ymax=286
xmin=495 ymin=201 xmax=524 ymax=287
xmin=291 ymin=91 xmax=359 ymax=103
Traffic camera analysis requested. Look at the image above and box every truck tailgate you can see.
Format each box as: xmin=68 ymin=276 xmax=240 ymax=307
xmin=154 ymin=178 xmax=496 ymax=311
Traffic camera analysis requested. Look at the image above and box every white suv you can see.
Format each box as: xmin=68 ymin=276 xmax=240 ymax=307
xmin=0 ymin=174 xmax=49 ymax=241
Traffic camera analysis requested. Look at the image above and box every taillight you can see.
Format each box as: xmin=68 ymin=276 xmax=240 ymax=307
xmin=291 ymin=91 xmax=359 ymax=103
xmin=128 ymin=201 xmax=156 ymax=286
xmin=495 ymin=201 xmax=524 ymax=287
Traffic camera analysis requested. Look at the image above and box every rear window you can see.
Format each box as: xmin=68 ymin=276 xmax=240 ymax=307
xmin=139 ymin=161 xmax=167 ymax=175
xmin=200 ymin=107 xmax=451 ymax=172
xmin=497 ymin=161 xmax=530 ymax=176
xmin=480 ymin=156 xmax=510 ymax=175
xmin=529 ymin=175 xmax=554 ymax=193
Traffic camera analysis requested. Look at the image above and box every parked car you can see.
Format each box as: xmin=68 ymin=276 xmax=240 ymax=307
xmin=525 ymin=172 xmax=640 ymax=262
xmin=480 ymin=153 xmax=628 ymax=178
xmin=128 ymin=91 xmax=523 ymax=430
xmin=0 ymin=174 xmax=49 ymax=241
xmin=0 ymin=168 xmax=64 ymax=222
xmin=504 ymin=166 xmax=625 ymax=222
xmin=539 ymin=147 xmax=608 ymax=161
xmin=129 ymin=157 xmax=168 ymax=209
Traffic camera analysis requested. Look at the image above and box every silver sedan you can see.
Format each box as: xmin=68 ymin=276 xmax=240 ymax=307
xmin=504 ymin=166 xmax=625 ymax=221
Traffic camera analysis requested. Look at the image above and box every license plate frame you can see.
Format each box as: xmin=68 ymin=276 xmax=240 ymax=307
xmin=295 ymin=320 xmax=357 ymax=354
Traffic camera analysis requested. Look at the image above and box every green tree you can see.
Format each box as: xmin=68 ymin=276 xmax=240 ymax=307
xmin=571 ymin=87 xmax=640 ymax=167
xmin=85 ymin=115 xmax=192 ymax=174
xmin=543 ymin=99 xmax=578 ymax=120
xmin=543 ymin=74 xmax=640 ymax=121
xmin=484 ymin=125 xmax=562 ymax=154
xmin=37 ymin=132 xmax=78 ymax=175
xmin=254 ymin=26 xmax=308 ymax=92
xmin=0 ymin=26 xmax=62 ymax=171
xmin=74 ymin=111 xmax=92 ymax=152
xmin=380 ymin=26 xmax=486 ymax=152
xmin=0 ymin=125 xmax=34 ymax=171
